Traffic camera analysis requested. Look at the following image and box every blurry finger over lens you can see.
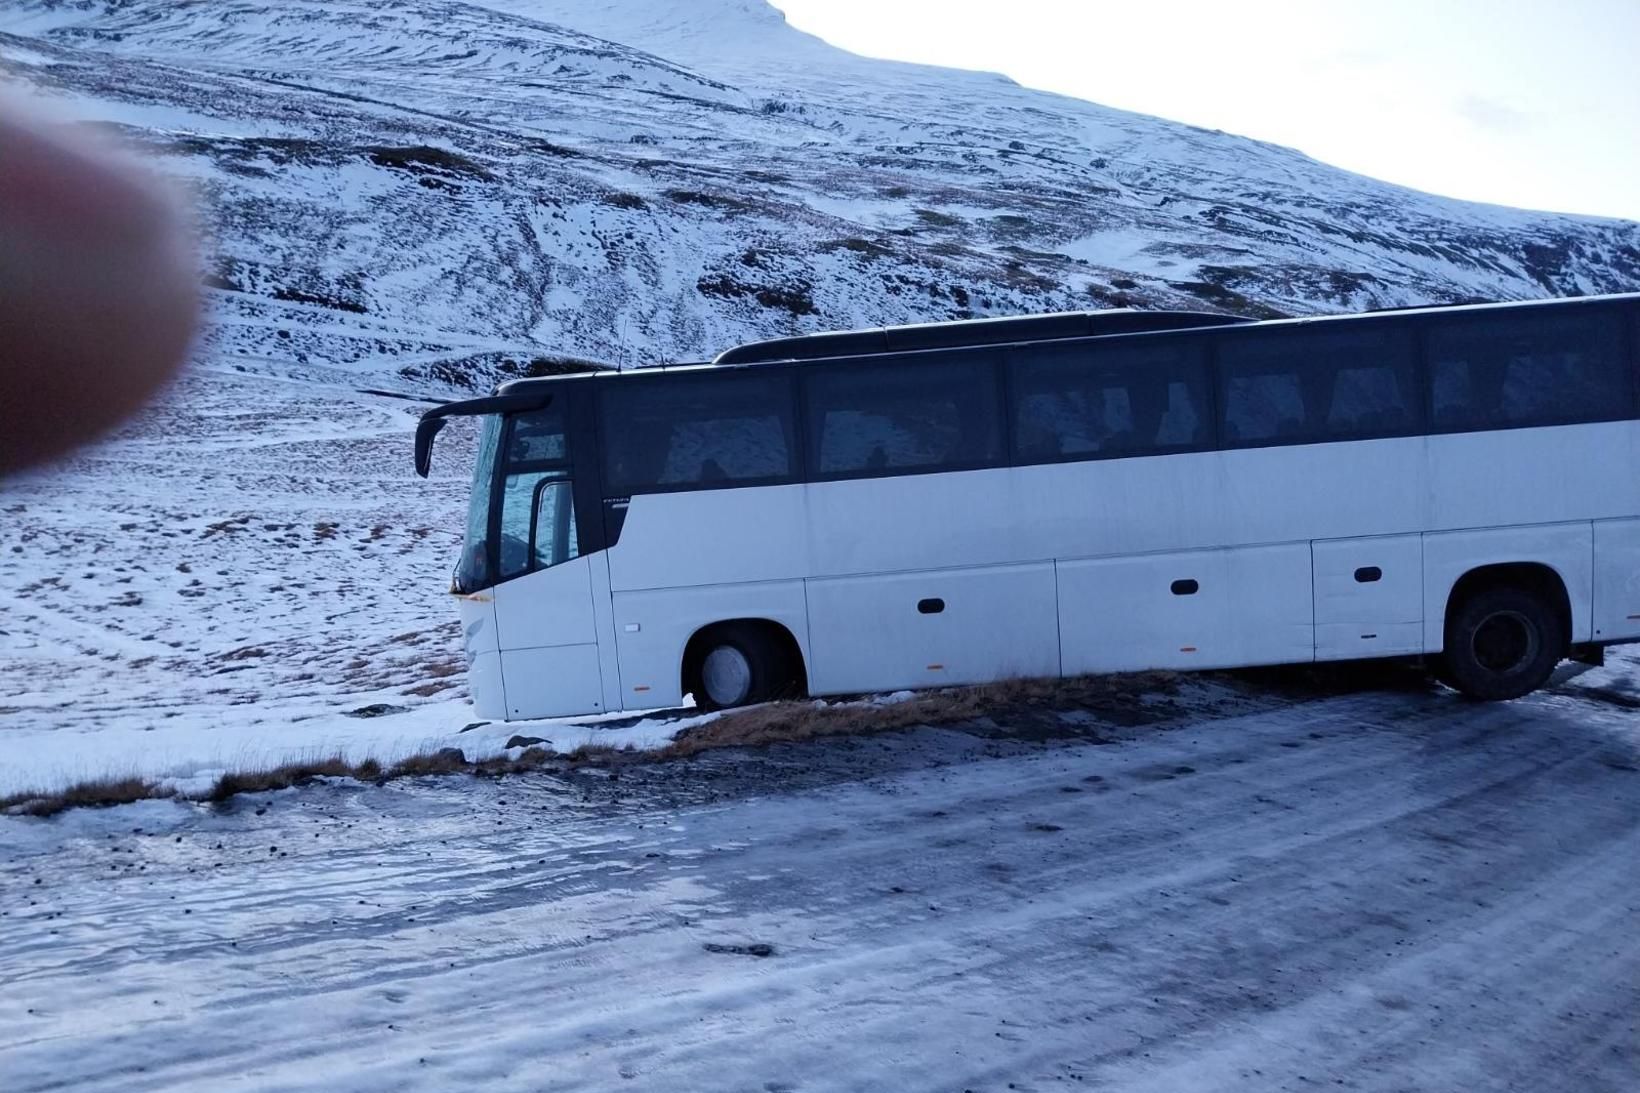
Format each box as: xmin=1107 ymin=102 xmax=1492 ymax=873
xmin=0 ymin=102 xmax=199 ymax=476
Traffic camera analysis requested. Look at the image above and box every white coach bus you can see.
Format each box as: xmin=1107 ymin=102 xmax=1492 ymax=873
xmin=415 ymin=294 xmax=1640 ymax=721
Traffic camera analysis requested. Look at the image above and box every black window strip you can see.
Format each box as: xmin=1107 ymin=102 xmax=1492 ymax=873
xmin=1628 ymin=301 xmax=1640 ymax=415
xmin=1420 ymin=305 xmax=1631 ymax=436
xmin=598 ymin=370 xmax=801 ymax=496
xmin=568 ymin=386 xmax=605 ymax=557
xmin=788 ymin=379 xmax=805 ymax=483
xmin=1416 ymin=319 xmax=1434 ymax=438
xmin=583 ymin=301 xmax=1640 ymax=499
xmin=996 ymin=354 xmax=1018 ymax=469
xmin=800 ymin=350 xmax=1007 ymax=481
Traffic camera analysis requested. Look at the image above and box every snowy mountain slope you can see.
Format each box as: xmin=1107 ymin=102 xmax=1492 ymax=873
xmin=1 ymin=0 xmax=1638 ymax=782
xmin=472 ymin=0 xmax=853 ymax=75
xmin=3 ymin=0 xmax=1637 ymax=388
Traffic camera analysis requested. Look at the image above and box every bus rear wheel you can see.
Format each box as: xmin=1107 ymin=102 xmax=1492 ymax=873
xmin=1440 ymin=586 xmax=1565 ymax=701
xmin=691 ymin=623 xmax=795 ymax=710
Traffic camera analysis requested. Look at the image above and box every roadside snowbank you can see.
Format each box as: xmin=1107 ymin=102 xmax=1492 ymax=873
xmin=1 ymin=693 xmax=706 ymax=798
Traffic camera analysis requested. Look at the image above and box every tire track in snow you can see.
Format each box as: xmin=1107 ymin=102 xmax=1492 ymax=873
xmin=1 ymin=686 xmax=1636 ymax=1091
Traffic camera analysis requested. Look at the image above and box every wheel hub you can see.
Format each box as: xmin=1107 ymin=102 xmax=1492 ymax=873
xmin=1470 ymin=609 xmax=1538 ymax=675
xmin=702 ymin=645 xmax=753 ymax=707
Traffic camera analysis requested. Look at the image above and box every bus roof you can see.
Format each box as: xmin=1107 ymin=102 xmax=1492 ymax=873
xmin=709 ymin=308 xmax=1253 ymax=365
xmin=493 ymin=292 xmax=1640 ymax=396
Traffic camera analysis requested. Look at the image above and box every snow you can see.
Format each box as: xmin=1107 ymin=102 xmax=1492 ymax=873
xmin=2 ymin=0 xmax=1632 ymax=382
xmin=0 ymin=334 xmax=922 ymax=796
xmin=0 ymin=6 xmax=1636 ymax=1086
xmin=2 ymin=682 xmax=1636 ymax=1090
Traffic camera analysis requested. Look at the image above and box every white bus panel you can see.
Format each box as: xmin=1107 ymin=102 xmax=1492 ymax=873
xmin=805 ymin=562 xmax=1059 ymax=693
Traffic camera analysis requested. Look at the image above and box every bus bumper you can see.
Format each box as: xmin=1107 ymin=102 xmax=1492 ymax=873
xmin=467 ymin=649 xmax=508 ymax=720
xmin=457 ymin=594 xmax=508 ymax=720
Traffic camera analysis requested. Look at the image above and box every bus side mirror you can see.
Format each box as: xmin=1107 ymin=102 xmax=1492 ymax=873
xmin=414 ymin=416 xmax=448 ymax=478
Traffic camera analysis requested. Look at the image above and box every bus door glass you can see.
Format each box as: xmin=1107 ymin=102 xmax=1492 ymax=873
xmin=496 ymin=403 xmax=579 ymax=581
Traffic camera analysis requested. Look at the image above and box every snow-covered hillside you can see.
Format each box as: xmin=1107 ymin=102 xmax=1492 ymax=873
xmin=3 ymin=0 xmax=1637 ymax=389
xmin=2 ymin=0 xmax=1639 ymax=788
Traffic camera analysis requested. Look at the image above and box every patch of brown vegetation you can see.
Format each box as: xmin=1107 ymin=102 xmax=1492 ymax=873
xmin=661 ymin=671 xmax=1181 ymax=759
xmin=660 ymin=693 xmax=974 ymax=758
xmin=386 ymin=750 xmax=471 ymax=778
xmin=201 ymin=515 xmax=254 ymax=539
xmin=564 ymin=744 xmax=630 ymax=763
xmin=206 ymin=756 xmax=354 ymax=802
xmin=0 ymin=777 xmax=172 ymax=818
xmin=971 ymin=670 xmax=1181 ymax=709
xmin=472 ymin=746 xmax=562 ymax=776
xmin=7 ymin=673 xmax=1185 ymax=818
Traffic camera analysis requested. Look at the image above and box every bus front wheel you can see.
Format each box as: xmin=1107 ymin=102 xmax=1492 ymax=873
xmin=690 ymin=623 xmax=796 ymax=711
xmin=1440 ymin=585 xmax=1565 ymax=701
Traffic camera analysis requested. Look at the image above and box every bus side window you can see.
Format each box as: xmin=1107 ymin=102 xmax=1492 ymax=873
xmin=600 ymin=373 xmax=796 ymax=494
xmin=1221 ymin=370 xmax=1305 ymax=444
xmin=1218 ymin=325 xmax=1416 ymax=447
xmin=1427 ymin=309 xmax=1630 ymax=432
xmin=1008 ymin=340 xmax=1209 ymax=463
xmin=805 ymin=354 xmax=1002 ymax=477
xmin=530 ymin=478 xmax=578 ymax=570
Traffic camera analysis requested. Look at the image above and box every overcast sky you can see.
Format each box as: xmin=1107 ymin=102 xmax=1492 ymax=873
xmin=772 ymin=0 xmax=1640 ymax=223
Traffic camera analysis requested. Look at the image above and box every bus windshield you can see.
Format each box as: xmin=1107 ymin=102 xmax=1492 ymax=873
xmin=454 ymin=415 xmax=502 ymax=593
xmin=454 ymin=402 xmax=577 ymax=594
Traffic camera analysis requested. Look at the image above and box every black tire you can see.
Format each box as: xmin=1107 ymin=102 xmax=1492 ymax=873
xmin=1440 ymin=585 xmax=1565 ymax=701
xmin=690 ymin=624 xmax=793 ymax=711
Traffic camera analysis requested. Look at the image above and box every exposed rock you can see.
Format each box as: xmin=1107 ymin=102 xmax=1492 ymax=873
xmin=703 ymin=942 xmax=776 ymax=958
xmin=345 ymin=704 xmax=409 ymax=719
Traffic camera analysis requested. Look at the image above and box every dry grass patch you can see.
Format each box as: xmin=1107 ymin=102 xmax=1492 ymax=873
xmin=661 ymin=693 xmax=977 ymax=758
xmin=968 ymin=670 xmax=1182 ymax=709
xmin=386 ymin=749 xmax=471 ymax=778
xmin=206 ymin=756 xmax=354 ymax=802
xmin=0 ymin=777 xmax=172 ymax=818
xmin=5 ymin=672 xmax=1187 ymax=818
xmin=564 ymin=743 xmax=632 ymax=763
xmin=472 ymin=746 xmax=568 ymax=776
xmin=662 ymin=671 xmax=1182 ymax=759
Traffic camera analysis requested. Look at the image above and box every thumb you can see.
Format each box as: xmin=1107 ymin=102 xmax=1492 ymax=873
xmin=0 ymin=98 xmax=200 ymax=476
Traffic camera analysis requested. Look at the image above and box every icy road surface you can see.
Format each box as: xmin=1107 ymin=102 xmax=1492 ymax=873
xmin=3 ymin=683 xmax=1636 ymax=1092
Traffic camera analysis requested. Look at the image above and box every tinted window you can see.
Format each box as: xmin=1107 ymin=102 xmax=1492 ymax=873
xmin=455 ymin=415 xmax=503 ymax=594
xmin=496 ymin=406 xmax=580 ymax=583
xmin=497 ymin=469 xmax=578 ymax=580
xmin=1219 ymin=325 xmax=1417 ymax=446
xmin=506 ymin=403 xmax=569 ymax=464
xmin=1010 ymin=339 xmax=1210 ymax=462
xmin=804 ymin=354 xmax=1002 ymax=476
xmin=600 ymin=373 xmax=795 ymax=495
xmin=1428 ymin=309 xmax=1630 ymax=432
